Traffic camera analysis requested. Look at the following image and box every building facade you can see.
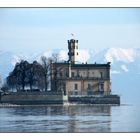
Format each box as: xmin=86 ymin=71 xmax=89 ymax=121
xmin=51 ymin=38 xmax=111 ymax=96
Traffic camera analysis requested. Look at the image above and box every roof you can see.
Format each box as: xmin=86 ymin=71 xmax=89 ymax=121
xmin=53 ymin=62 xmax=111 ymax=68
xmin=71 ymin=63 xmax=110 ymax=68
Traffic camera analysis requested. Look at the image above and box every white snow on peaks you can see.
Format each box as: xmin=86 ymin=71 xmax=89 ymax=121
xmin=58 ymin=49 xmax=90 ymax=63
xmin=121 ymin=64 xmax=129 ymax=72
xmin=104 ymin=48 xmax=136 ymax=64
xmin=76 ymin=49 xmax=90 ymax=63
xmin=11 ymin=55 xmax=22 ymax=66
xmin=59 ymin=50 xmax=68 ymax=61
xmin=42 ymin=51 xmax=53 ymax=58
xmin=11 ymin=55 xmax=29 ymax=66
xmin=39 ymin=49 xmax=90 ymax=63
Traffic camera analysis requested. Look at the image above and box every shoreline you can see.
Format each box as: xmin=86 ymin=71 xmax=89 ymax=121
xmin=0 ymin=103 xmax=121 ymax=108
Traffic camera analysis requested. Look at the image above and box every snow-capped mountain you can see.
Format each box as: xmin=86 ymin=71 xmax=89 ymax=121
xmin=0 ymin=51 xmax=30 ymax=79
xmin=90 ymin=47 xmax=140 ymax=74
xmin=0 ymin=47 xmax=140 ymax=79
xmin=0 ymin=51 xmax=16 ymax=79
xmin=0 ymin=48 xmax=140 ymax=102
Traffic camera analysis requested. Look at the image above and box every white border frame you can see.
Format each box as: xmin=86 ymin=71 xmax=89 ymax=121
xmin=0 ymin=0 xmax=140 ymax=7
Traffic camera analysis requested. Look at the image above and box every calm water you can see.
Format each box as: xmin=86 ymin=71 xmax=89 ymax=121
xmin=0 ymin=102 xmax=140 ymax=132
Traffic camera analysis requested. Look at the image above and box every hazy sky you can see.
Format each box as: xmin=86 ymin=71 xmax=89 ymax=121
xmin=0 ymin=8 xmax=140 ymax=55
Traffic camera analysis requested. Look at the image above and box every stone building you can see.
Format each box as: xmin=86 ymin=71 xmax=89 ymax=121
xmin=51 ymin=38 xmax=111 ymax=96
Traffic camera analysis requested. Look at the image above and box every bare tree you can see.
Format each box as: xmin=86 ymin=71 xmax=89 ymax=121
xmin=52 ymin=53 xmax=59 ymax=63
xmin=50 ymin=53 xmax=67 ymax=92
xmin=40 ymin=56 xmax=52 ymax=91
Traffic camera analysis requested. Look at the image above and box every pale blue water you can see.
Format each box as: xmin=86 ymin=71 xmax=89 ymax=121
xmin=0 ymin=101 xmax=140 ymax=132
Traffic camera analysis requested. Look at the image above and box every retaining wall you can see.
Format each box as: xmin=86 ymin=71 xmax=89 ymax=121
xmin=0 ymin=92 xmax=120 ymax=105
xmin=0 ymin=92 xmax=64 ymax=105
xmin=68 ymin=95 xmax=120 ymax=105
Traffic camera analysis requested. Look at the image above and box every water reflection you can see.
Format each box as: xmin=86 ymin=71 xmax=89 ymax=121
xmin=66 ymin=105 xmax=111 ymax=132
xmin=0 ymin=105 xmax=111 ymax=132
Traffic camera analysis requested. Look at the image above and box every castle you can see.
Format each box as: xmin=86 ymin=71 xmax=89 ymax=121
xmin=51 ymin=38 xmax=111 ymax=96
xmin=0 ymin=38 xmax=120 ymax=105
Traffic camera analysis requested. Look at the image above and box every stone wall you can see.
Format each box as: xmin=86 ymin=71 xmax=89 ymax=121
xmin=0 ymin=92 xmax=120 ymax=105
xmin=68 ymin=95 xmax=120 ymax=105
xmin=0 ymin=92 xmax=64 ymax=105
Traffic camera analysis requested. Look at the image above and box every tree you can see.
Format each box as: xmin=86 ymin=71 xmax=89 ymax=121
xmin=40 ymin=56 xmax=52 ymax=91
xmin=52 ymin=53 xmax=59 ymax=63
xmin=7 ymin=60 xmax=30 ymax=91
xmin=19 ymin=60 xmax=29 ymax=91
xmin=27 ymin=61 xmax=45 ymax=91
xmin=7 ymin=60 xmax=46 ymax=92
xmin=7 ymin=73 xmax=17 ymax=91
xmin=1 ymin=82 xmax=9 ymax=92
xmin=50 ymin=53 xmax=67 ymax=92
xmin=6 ymin=53 xmax=66 ymax=93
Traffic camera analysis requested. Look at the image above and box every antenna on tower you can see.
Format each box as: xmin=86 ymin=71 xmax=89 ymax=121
xmin=71 ymin=33 xmax=75 ymax=39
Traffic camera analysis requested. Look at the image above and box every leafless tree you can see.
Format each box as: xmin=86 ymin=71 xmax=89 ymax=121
xmin=50 ymin=53 xmax=67 ymax=92
xmin=40 ymin=56 xmax=52 ymax=91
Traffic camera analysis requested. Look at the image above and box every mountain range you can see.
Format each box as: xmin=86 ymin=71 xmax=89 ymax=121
xmin=0 ymin=48 xmax=140 ymax=103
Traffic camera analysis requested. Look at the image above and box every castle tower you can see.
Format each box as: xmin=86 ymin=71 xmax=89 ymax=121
xmin=67 ymin=39 xmax=78 ymax=64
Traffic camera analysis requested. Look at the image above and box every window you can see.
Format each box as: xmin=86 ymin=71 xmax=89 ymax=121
xmin=72 ymin=72 xmax=75 ymax=77
xmin=74 ymin=84 xmax=78 ymax=90
xmin=99 ymin=83 xmax=104 ymax=92
xmin=100 ymin=72 xmax=103 ymax=78
xmin=88 ymin=84 xmax=91 ymax=90
xmin=66 ymin=72 xmax=68 ymax=77
xmin=101 ymin=83 xmax=104 ymax=90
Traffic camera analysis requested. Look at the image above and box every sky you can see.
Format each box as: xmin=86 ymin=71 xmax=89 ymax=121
xmin=0 ymin=8 xmax=140 ymax=56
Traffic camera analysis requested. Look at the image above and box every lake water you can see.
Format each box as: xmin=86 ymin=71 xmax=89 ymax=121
xmin=0 ymin=99 xmax=140 ymax=132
